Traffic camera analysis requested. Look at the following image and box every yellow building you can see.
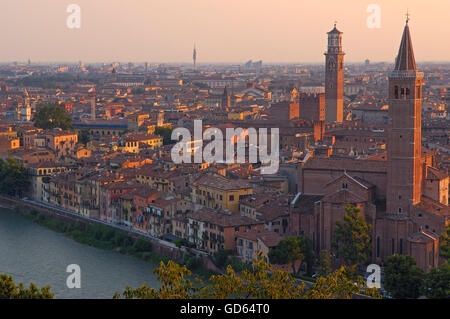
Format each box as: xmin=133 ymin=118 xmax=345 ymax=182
xmin=121 ymin=133 xmax=163 ymax=153
xmin=191 ymin=174 xmax=253 ymax=213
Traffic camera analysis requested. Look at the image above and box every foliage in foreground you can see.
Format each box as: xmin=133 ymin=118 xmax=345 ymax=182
xmin=0 ymin=274 xmax=54 ymax=299
xmin=114 ymin=252 xmax=381 ymax=299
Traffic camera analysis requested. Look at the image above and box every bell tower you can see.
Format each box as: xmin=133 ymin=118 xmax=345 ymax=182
xmin=324 ymin=22 xmax=344 ymax=123
xmin=386 ymin=18 xmax=423 ymax=216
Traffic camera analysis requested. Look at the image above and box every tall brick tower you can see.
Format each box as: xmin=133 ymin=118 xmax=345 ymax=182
xmin=386 ymin=18 xmax=423 ymax=217
xmin=324 ymin=23 xmax=344 ymax=123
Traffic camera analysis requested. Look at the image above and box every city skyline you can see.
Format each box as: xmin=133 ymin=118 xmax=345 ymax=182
xmin=0 ymin=0 xmax=449 ymax=64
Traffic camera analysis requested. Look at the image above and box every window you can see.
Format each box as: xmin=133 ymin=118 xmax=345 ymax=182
xmin=391 ymin=239 xmax=395 ymax=254
xmin=399 ymin=239 xmax=403 ymax=254
xmin=342 ymin=183 xmax=348 ymax=189
xmin=376 ymin=237 xmax=380 ymax=258
xmin=394 ymin=86 xmax=399 ymax=99
xmin=229 ymin=195 xmax=235 ymax=201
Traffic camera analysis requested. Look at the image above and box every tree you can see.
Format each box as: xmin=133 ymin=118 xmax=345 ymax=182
xmin=174 ymin=238 xmax=186 ymax=248
xmin=213 ymin=249 xmax=233 ymax=269
xmin=384 ymin=254 xmax=425 ymax=299
xmin=269 ymin=236 xmax=303 ymax=274
xmin=332 ymin=204 xmax=372 ymax=266
xmin=132 ymin=238 xmax=152 ymax=252
xmin=33 ymin=104 xmax=73 ymax=130
xmin=218 ymin=251 xmax=306 ymax=299
xmin=423 ymin=263 xmax=450 ymax=299
xmin=439 ymin=224 xmax=450 ymax=262
xmin=305 ymin=266 xmax=361 ymax=299
xmin=78 ymin=128 xmax=91 ymax=145
xmin=113 ymin=260 xmax=201 ymax=299
xmin=114 ymin=251 xmax=384 ymax=299
xmin=318 ymin=250 xmax=332 ymax=277
xmin=0 ymin=158 xmax=30 ymax=197
xmin=155 ymin=126 xmax=175 ymax=145
xmin=0 ymin=274 xmax=54 ymax=299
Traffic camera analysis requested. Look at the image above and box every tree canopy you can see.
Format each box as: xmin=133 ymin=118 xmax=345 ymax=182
xmin=318 ymin=250 xmax=332 ymax=277
xmin=113 ymin=251 xmax=381 ymax=299
xmin=384 ymin=254 xmax=425 ymax=299
xmin=0 ymin=274 xmax=54 ymax=299
xmin=332 ymin=204 xmax=372 ymax=266
xmin=423 ymin=263 xmax=450 ymax=299
xmin=268 ymin=236 xmax=313 ymax=275
xmin=33 ymin=104 xmax=73 ymax=130
xmin=439 ymin=224 xmax=450 ymax=262
xmin=0 ymin=158 xmax=30 ymax=197
xmin=155 ymin=126 xmax=175 ymax=145
xmin=78 ymin=128 xmax=91 ymax=145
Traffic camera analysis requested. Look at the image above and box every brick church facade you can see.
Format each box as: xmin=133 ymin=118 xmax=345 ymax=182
xmin=291 ymin=21 xmax=449 ymax=271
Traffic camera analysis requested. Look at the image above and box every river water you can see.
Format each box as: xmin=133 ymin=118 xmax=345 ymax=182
xmin=0 ymin=208 xmax=160 ymax=298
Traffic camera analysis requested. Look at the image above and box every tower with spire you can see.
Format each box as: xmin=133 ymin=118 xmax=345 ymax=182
xmin=386 ymin=16 xmax=423 ymax=217
xmin=324 ymin=22 xmax=344 ymax=123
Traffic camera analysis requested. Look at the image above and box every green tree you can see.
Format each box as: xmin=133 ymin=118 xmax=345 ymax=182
xmin=439 ymin=224 xmax=450 ymax=262
xmin=155 ymin=126 xmax=175 ymax=145
xmin=132 ymin=238 xmax=152 ymax=252
xmin=33 ymin=104 xmax=73 ymax=130
xmin=210 ymin=251 xmax=306 ymax=299
xmin=332 ymin=204 xmax=372 ymax=266
xmin=268 ymin=236 xmax=312 ymax=275
xmin=0 ymin=274 xmax=54 ymax=299
xmin=306 ymin=266 xmax=361 ymax=299
xmin=318 ymin=250 xmax=332 ymax=277
xmin=423 ymin=263 xmax=450 ymax=299
xmin=213 ymin=249 xmax=233 ymax=269
xmin=0 ymin=158 xmax=30 ymax=196
xmin=384 ymin=254 xmax=425 ymax=299
xmin=113 ymin=260 xmax=201 ymax=299
xmin=78 ymin=128 xmax=91 ymax=145
xmin=114 ymin=252 xmax=383 ymax=299
xmin=174 ymin=238 xmax=186 ymax=248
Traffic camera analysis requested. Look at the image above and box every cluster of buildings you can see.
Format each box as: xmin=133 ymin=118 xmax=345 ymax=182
xmin=0 ymin=20 xmax=448 ymax=272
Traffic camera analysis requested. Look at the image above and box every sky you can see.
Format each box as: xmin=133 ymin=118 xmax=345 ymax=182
xmin=0 ymin=0 xmax=449 ymax=64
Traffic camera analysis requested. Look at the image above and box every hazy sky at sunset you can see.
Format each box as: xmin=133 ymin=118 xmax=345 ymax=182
xmin=0 ymin=0 xmax=448 ymax=63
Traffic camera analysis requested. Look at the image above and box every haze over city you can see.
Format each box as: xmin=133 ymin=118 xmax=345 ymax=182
xmin=1 ymin=0 xmax=449 ymax=63
xmin=0 ymin=0 xmax=449 ymax=304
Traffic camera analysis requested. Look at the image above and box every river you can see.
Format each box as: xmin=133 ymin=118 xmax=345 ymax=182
xmin=0 ymin=208 xmax=160 ymax=299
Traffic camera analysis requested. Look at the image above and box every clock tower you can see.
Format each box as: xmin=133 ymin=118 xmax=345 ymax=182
xmin=324 ymin=23 xmax=344 ymax=123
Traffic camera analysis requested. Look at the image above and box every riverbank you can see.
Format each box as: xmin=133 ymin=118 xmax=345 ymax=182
xmin=2 ymin=202 xmax=218 ymax=281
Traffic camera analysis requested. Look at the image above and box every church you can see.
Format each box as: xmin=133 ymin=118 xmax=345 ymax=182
xmin=291 ymin=20 xmax=449 ymax=271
